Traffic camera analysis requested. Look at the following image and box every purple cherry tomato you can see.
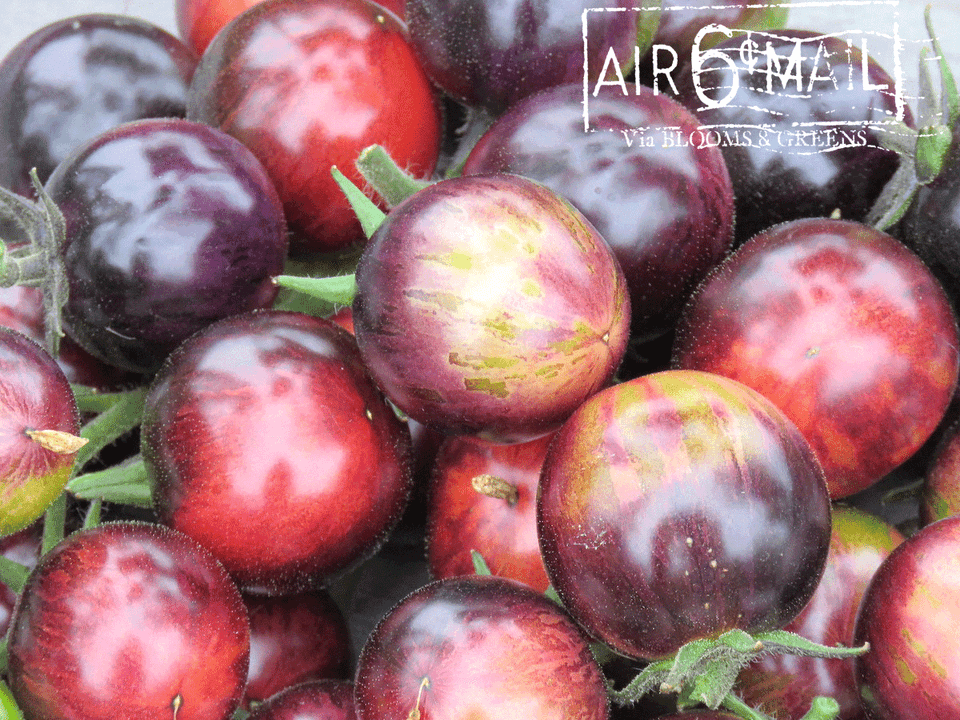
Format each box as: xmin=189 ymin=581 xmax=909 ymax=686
xmin=45 ymin=117 xmax=288 ymax=374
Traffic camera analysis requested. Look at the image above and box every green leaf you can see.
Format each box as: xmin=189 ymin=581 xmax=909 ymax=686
xmin=355 ymin=145 xmax=433 ymax=208
xmin=272 ymin=273 xmax=357 ymax=307
xmin=83 ymin=499 xmax=103 ymax=529
xmin=331 ymin=166 xmax=385 ymax=239
xmin=68 ymin=456 xmax=153 ymax=507
xmin=0 ymin=556 xmax=30 ymax=594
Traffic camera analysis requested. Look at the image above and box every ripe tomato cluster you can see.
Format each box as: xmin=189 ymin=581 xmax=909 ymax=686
xmin=0 ymin=1 xmax=959 ymax=719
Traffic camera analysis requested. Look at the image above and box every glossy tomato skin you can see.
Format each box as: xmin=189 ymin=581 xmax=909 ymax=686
xmin=921 ymin=418 xmax=960 ymax=524
xmin=463 ymin=83 xmax=734 ymax=341
xmin=537 ymin=369 xmax=831 ymax=661
xmin=142 ymin=311 xmax=413 ymax=594
xmin=353 ymin=173 xmax=630 ymax=444
xmin=901 ymin=122 xmax=960 ymax=310
xmin=247 ymin=680 xmax=356 ymax=720
xmin=353 ymin=575 xmax=609 ymax=720
xmin=735 ymin=506 xmax=904 ymax=719
xmin=854 ymin=516 xmax=960 ymax=718
xmin=46 ymin=117 xmax=288 ymax=375
xmin=243 ymin=591 xmax=350 ymax=709
xmin=674 ymin=30 xmax=907 ymax=245
xmin=673 ymin=218 xmax=960 ymax=499
xmin=0 ymin=328 xmax=81 ymax=537
xmin=405 ymin=0 xmax=639 ymax=116
xmin=6 ymin=521 xmax=250 ymax=720
xmin=426 ymin=433 xmax=553 ymax=592
xmin=0 ymin=282 xmax=136 ymax=389
xmin=0 ymin=524 xmax=41 ymax=636
xmin=187 ymin=0 xmax=441 ymax=254
xmin=176 ymin=0 xmax=406 ymax=54
xmin=0 ymin=14 xmax=197 ymax=196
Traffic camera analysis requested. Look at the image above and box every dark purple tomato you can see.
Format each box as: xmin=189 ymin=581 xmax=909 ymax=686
xmin=673 ymin=218 xmax=960 ymax=499
xmin=0 ymin=523 xmax=41 ymax=637
xmin=142 ymin=311 xmax=413 ymax=594
xmin=735 ymin=506 xmax=904 ymax=719
xmin=426 ymin=433 xmax=553 ymax=592
xmin=6 ymin=521 xmax=250 ymax=720
xmin=45 ymin=117 xmax=288 ymax=375
xmin=187 ymin=0 xmax=441 ymax=254
xmin=921 ymin=418 xmax=960 ymax=525
xmin=902 ymin=121 xmax=960 ymax=311
xmin=537 ymin=369 xmax=831 ymax=661
xmin=353 ymin=173 xmax=630 ymax=444
xmin=354 ymin=575 xmax=609 ymax=720
xmin=854 ymin=515 xmax=960 ymax=718
xmin=674 ymin=30 xmax=908 ymax=245
xmin=462 ymin=82 xmax=734 ymax=341
xmin=0 ymin=327 xmax=82 ymax=537
xmin=405 ymin=0 xmax=640 ymax=116
xmin=243 ymin=590 xmax=350 ymax=709
xmin=247 ymin=680 xmax=356 ymax=720
xmin=0 ymin=14 xmax=197 ymax=197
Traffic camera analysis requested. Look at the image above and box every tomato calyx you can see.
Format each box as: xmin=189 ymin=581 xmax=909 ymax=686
xmin=272 ymin=159 xmax=402 ymax=308
xmin=866 ymin=5 xmax=960 ymax=230
xmin=0 ymin=171 xmax=69 ymax=358
xmin=609 ymin=628 xmax=867 ymax=720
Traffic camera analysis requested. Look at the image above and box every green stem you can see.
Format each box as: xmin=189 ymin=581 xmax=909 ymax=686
xmin=41 ymin=492 xmax=66 ymax=555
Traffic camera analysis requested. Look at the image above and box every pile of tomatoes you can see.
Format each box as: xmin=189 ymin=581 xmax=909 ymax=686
xmin=0 ymin=0 xmax=959 ymax=719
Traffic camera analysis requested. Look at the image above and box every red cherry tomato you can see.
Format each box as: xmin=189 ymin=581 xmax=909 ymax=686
xmin=187 ymin=0 xmax=441 ymax=254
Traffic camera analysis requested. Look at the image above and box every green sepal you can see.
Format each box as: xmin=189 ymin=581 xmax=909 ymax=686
xmin=355 ymin=145 xmax=433 ymax=208
xmin=331 ymin=166 xmax=385 ymax=239
xmin=608 ymin=657 xmax=672 ymax=705
xmin=0 ymin=555 xmax=30 ymax=594
xmin=0 ymin=679 xmax=24 ymax=720
xmin=68 ymin=456 xmax=153 ymax=507
xmin=74 ymin=388 xmax=147 ymax=471
xmin=41 ymin=492 xmax=66 ymax=555
xmin=471 ymin=549 xmax=492 ymax=576
xmin=916 ymin=124 xmax=954 ymax=183
xmin=752 ymin=629 xmax=869 ymax=658
xmin=925 ymin=4 xmax=959 ymax=128
xmin=635 ymin=0 xmax=662 ymax=60
xmin=272 ymin=273 xmax=357 ymax=308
